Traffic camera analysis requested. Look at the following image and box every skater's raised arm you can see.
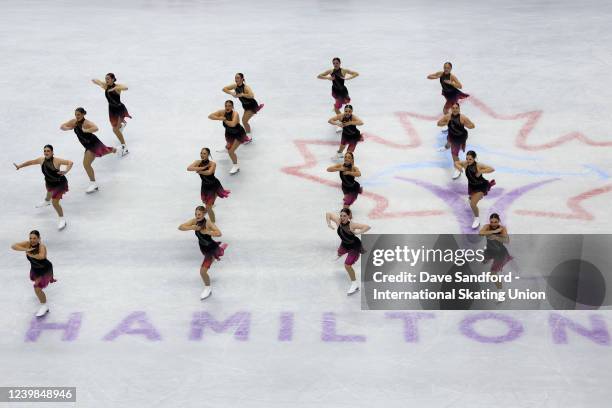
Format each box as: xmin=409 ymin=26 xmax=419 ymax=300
xmin=480 ymin=225 xmax=508 ymax=241
xmin=437 ymin=113 xmax=451 ymax=127
xmin=26 ymin=244 xmax=47 ymax=260
xmin=14 ymin=157 xmax=43 ymax=170
xmin=91 ymin=78 xmax=106 ymax=88
xmin=345 ymin=114 xmax=363 ymax=126
xmin=81 ymin=120 xmax=99 ymax=133
xmin=326 ymin=212 xmax=340 ymax=229
xmin=492 ymin=227 xmax=509 ymax=243
xmin=342 ymin=68 xmax=359 ymax=80
xmin=208 ymin=110 xmax=226 ymax=121
xmin=198 ymin=164 xmax=215 ymax=176
xmin=203 ymin=220 xmax=222 ymax=237
xmin=187 ymin=160 xmax=205 ymax=172
xmin=427 ymin=71 xmax=443 ymax=80
xmin=454 ymin=160 xmax=467 ymax=171
xmin=479 ymin=225 xmax=501 ymax=236
xmin=236 ymin=85 xmax=255 ymax=99
xmin=54 ymin=157 xmax=73 ymax=175
xmin=350 ymin=222 xmax=371 ymax=235
xmin=178 ymin=218 xmax=198 ymax=231
xmin=327 ymin=164 xmax=344 ymax=172
xmin=111 ymin=83 xmax=128 ymax=92
xmin=449 ymin=74 xmax=462 ymax=89
xmin=461 ymin=115 xmax=475 ymax=129
xmin=60 ymin=118 xmax=77 ymax=131
xmin=224 ymin=112 xmax=240 ymax=127
xmin=317 ymin=69 xmax=333 ymax=80
xmin=477 ymin=163 xmax=495 ymax=174
xmin=11 ymin=241 xmax=30 ymax=251
xmin=343 ymin=165 xmax=361 ymax=177
xmin=197 ymin=161 xmax=216 ymax=176
xmin=222 ymin=83 xmax=237 ymax=96
xmin=328 ymin=114 xmax=342 ymax=125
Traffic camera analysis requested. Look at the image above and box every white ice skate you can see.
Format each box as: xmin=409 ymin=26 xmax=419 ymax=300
xmin=35 ymin=304 xmax=49 ymax=317
xmin=119 ymin=145 xmax=129 ymax=157
xmin=58 ymin=218 xmax=67 ymax=231
xmin=452 ymin=168 xmax=462 ymax=179
xmin=335 ymin=127 xmax=343 ymax=134
xmin=86 ymin=183 xmax=99 ymax=194
xmin=200 ymin=286 xmax=212 ymax=300
xmin=347 ymin=281 xmax=360 ymax=296
xmin=331 ymin=152 xmax=344 ymax=161
xmin=229 ymin=164 xmax=240 ymax=175
xmin=36 ymin=200 xmax=51 ymax=208
xmin=437 ymin=145 xmax=449 ymax=152
xmin=471 ymin=217 xmax=480 ymax=229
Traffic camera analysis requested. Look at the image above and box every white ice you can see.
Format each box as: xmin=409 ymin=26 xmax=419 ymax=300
xmin=1 ymin=0 xmax=612 ymax=407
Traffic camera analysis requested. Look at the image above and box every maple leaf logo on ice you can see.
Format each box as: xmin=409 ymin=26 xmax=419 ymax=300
xmin=281 ymin=96 xmax=612 ymax=226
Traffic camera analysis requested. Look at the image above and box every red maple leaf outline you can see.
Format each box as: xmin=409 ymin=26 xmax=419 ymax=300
xmin=281 ymin=96 xmax=612 ymax=220
xmin=515 ymin=184 xmax=612 ymax=220
xmin=281 ymin=139 xmax=443 ymax=219
xmin=466 ymin=96 xmax=612 ymax=151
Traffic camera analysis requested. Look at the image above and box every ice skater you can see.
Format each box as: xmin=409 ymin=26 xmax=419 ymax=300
xmin=11 ymin=230 xmax=57 ymax=317
xmin=327 ymin=152 xmax=362 ymax=208
xmin=208 ymin=100 xmax=250 ymax=175
xmin=178 ymin=206 xmax=228 ymax=300
xmin=427 ymin=61 xmax=469 ymax=114
xmin=187 ymin=147 xmax=230 ymax=223
xmin=14 ymin=145 xmax=72 ymax=230
xmin=222 ymin=73 xmax=264 ymax=141
xmin=454 ymin=150 xmax=496 ymax=229
xmin=437 ymin=102 xmax=475 ymax=179
xmin=317 ymin=57 xmax=359 ymax=114
xmin=91 ymin=73 xmax=131 ymax=156
xmin=328 ymin=105 xmax=364 ymax=160
xmin=60 ymin=107 xmax=117 ymax=193
xmin=479 ymin=213 xmax=512 ymax=288
xmin=326 ymin=208 xmax=370 ymax=295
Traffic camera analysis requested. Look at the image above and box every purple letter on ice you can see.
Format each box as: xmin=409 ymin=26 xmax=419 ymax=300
xmin=386 ymin=312 xmax=435 ymax=342
xmin=549 ymin=314 xmax=610 ymax=345
xmin=321 ymin=312 xmax=366 ymax=342
xmin=460 ymin=312 xmax=523 ymax=343
xmin=189 ymin=311 xmax=251 ymax=341
xmin=25 ymin=312 xmax=82 ymax=342
xmin=103 ymin=311 xmax=162 ymax=341
xmin=278 ymin=312 xmax=294 ymax=341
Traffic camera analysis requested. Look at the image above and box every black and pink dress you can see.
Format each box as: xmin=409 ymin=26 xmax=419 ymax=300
xmin=198 ymin=160 xmax=230 ymax=205
xmin=105 ymin=87 xmax=132 ymax=127
xmin=340 ymin=114 xmax=363 ymax=150
xmin=195 ymin=219 xmax=227 ymax=269
xmin=74 ymin=120 xmax=114 ymax=157
xmin=340 ymin=166 xmax=362 ymax=206
xmin=337 ymin=221 xmax=365 ymax=266
xmin=331 ymin=68 xmax=351 ymax=110
xmin=222 ymin=111 xmax=250 ymax=147
xmin=483 ymin=230 xmax=513 ymax=273
xmin=440 ymin=73 xmax=469 ymax=111
xmin=466 ymin=162 xmax=495 ymax=196
xmin=235 ymin=84 xmax=263 ymax=114
xmin=27 ymin=247 xmax=56 ymax=289
xmin=41 ymin=157 xmax=69 ymax=200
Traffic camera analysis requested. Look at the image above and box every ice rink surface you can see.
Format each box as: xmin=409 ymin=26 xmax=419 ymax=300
xmin=1 ymin=0 xmax=612 ymax=406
